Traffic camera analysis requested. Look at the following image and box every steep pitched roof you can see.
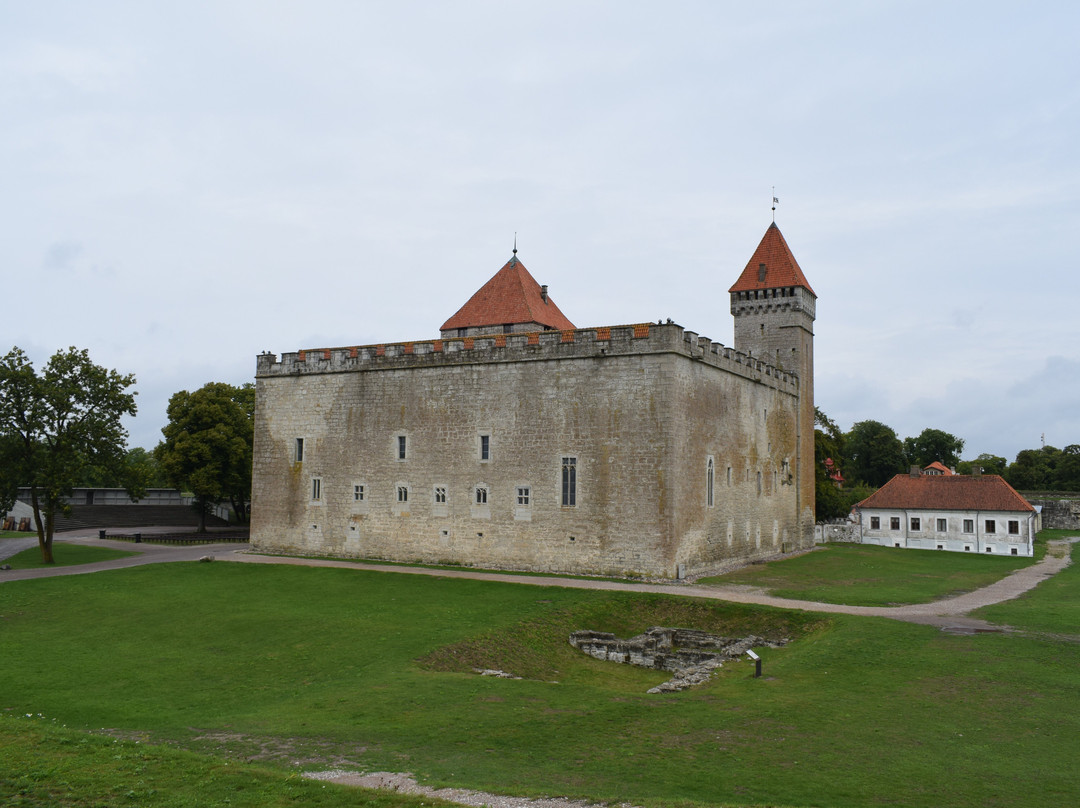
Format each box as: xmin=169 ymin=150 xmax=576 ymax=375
xmin=857 ymin=474 xmax=1034 ymax=513
xmin=728 ymin=222 xmax=816 ymax=296
xmin=441 ymin=255 xmax=576 ymax=332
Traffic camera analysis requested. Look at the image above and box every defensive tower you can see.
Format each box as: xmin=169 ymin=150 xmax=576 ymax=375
xmin=729 ymin=222 xmax=816 ymax=538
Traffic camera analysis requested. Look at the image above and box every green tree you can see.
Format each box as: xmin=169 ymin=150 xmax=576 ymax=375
xmin=957 ymin=453 xmax=1007 ymax=477
xmin=0 ymin=346 xmax=137 ymax=563
xmin=814 ymin=407 xmax=848 ymax=521
xmin=1006 ymin=446 xmax=1061 ymax=491
xmin=844 ymin=420 xmax=906 ymax=487
xmin=903 ymin=428 xmax=965 ymax=469
xmin=1054 ymin=445 xmax=1080 ymax=492
xmin=80 ymin=446 xmax=167 ymax=490
xmin=155 ymin=382 xmax=253 ymax=531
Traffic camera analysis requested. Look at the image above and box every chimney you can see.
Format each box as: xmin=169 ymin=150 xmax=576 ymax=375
xmin=540 ymin=285 xmax=548 ymax=303
xmin=973 ymin=466 xmax=983 ymax=477
xmin=909 ymin=466 xmax=921 ymax=478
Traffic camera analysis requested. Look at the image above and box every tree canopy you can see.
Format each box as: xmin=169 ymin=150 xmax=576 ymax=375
xmin=155 ymin=382 xmax=254 ymax=531
xmin=843 ymin=419 xmax=907 ymax=488
xmin=903 ymin=428 xmax=965 ymax=469
xmin=0 ymin=346 xmax=137 ymax=562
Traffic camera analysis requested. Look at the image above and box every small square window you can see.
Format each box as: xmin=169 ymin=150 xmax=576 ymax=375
xmin=937 ymin=544 xmax=944 ymax=550
xmin=353 ymin=484 xmax=365 ymax=502
xmin=517 ymin=486 xmax=530 ymax=506
xmin=1011 ymin=548 xmax=1018 ymax=555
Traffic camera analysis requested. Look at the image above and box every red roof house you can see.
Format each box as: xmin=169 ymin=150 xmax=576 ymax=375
xmin=856 ymin=471 xmax=1037 ymax=556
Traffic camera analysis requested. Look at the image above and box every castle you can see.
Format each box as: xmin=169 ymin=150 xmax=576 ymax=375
xmin=250 ymin=223 xmax=816 ymax=578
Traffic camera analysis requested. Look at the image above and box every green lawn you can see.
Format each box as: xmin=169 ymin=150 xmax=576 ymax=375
xmin=2 ymin=542 xmax=138 ymax=569
xmin=0 ymin=530 xmax=36 ymax=539
xmin=2 ymin=560 xmax=1080 ymax=807
xmin=697 ymin=542 xmax=1037 ymax=606
xmin=972 ymin=534 xmax=1080 ymax=634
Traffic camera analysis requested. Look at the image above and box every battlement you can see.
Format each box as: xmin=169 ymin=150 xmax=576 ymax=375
xmin=730 ymin=285 xmax=816 ymax=320
xmin=256 ymin=322 xmax=799 ymax=393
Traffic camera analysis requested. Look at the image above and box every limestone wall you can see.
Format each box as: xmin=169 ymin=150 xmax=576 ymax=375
xmin=251 ymin=323 xmax=809 ymax=578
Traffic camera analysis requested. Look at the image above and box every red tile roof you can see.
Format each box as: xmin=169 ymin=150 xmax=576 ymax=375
xmin=728 ymin=223 xmax=816 ymax=296
xmin=440 ymin=255 xmax=576 ymax=332
xmin=857 ymin=474 xmax=1034 ymax=513
xmin=923 ymin=461 xmax=955 ymax=475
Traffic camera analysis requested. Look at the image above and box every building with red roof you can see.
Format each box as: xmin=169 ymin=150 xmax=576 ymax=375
xmin=856 ymin=469 xmax=1038 ymax=555
xmin=251 ymin=223 xmax=818 ymax=579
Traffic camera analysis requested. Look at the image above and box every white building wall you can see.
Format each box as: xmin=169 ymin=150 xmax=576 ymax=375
xmin=858 ymin=508 xmax=1035 ymax=557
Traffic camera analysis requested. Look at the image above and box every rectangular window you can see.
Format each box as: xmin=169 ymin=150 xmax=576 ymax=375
xmin=397 ymin=435 xmax=407 ymax=460
xmin=475 ymin=486 xmax=488 ymax=505
xmin=963 ymin=519 xmax=974 ymax=534
xmin=479 ymin=434 xmax=490 ymax=461
xmin=1008 ymin=520 xmax=1019 ymax=535
xmin=561 ymin=456 xmax=577 ymax=507
xmin=706 ymin=458 xmax=715 ymax=508
xmin=517 ymin=486 xmax=530 ymax=506
xmin=870 ymin=516 xmax=880 ymax=530
xmin=727 ymin=467 xmax=732 ymax=486
xmin=295 ymin=438 xmax=304 ymax=462
xmin=910 ymin=517 xmax=921 ymax=532
xmin=397 ymin=485 xmax=408 ymax=503
xmin=937 ymin=518 xmax=947 ymax=532
xmin=890 ymin=517 xmax=900 ymax=530
xmin=985 ymin=519 xmax=996 ymax=534
xmin=353 ymin=484 xmax=365 ymax=502
xmin=434 ymin=486 xmax=446 ymax=504
xmin=311 ymin=478 xmax=321 ymax=501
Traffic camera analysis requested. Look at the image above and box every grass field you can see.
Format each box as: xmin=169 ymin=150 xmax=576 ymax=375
xmin=2 ymin=548 xmax=1079 ymax=808
xmin=697 ymin=542 xmax=1039 ymax=605
xmin=2 ymin=543 xmax=138 ymax=569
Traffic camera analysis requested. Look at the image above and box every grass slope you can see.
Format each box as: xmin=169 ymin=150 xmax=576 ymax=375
xmin=1 ymin=560 xmax=1079 ymax=807
xmin=698 ymin=543 xmax=1036 ymax=605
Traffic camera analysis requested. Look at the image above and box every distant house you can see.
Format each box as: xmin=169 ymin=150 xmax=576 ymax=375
xmin=856 ymin=469 xmax=1038 ymax=556
xmin=922 ymin=461 xmax=955 ymax=476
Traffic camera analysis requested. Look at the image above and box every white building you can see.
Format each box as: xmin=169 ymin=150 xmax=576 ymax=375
xmin=856 ymin=469 xmax=1038 ymax=556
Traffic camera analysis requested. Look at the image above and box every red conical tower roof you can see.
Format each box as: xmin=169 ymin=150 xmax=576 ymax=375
xmin=728 ymin=223 xmax=816 ymax=296
xmin=441 ymin=255 xmax=576 ymax=333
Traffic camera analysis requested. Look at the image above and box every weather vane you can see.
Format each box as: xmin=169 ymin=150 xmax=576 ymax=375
xmin=772 ymin=187 xmax=779 ymax=223
xmin=513 ymin=232 xmax=517 ymax=256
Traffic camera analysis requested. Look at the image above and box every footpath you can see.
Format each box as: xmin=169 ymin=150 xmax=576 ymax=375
xmin=2 ymin=528 xmax=1075 ymax=630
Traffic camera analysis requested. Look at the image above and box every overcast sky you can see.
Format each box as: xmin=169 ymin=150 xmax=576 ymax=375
xmin=4 ymin=1 xmax=1078 ymax=462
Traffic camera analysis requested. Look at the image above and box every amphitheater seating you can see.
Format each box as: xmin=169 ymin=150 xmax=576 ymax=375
xmin=54 ymin=505 xmax=229 ymax=532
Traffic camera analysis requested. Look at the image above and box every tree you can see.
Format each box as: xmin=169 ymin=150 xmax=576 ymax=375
xmin=1056 ymin=445 xmax=1080 ymax=492
xmin=80 ymin=446 xmax=167 ymax=490
xmin=155 ymin=382 xmax=254 ymax=531
xmin=1005 ymin=446 xmax=1060 ymax=491
xmin=903 ymin=427 xmax=965 ymax=469
xmin=844 ymin=420 xmax=906 ymax=487
xmin=957 ymin=453 xmax=1007 ymax=477
xmin=0 ymin=346 xmax=137 ymax=563
xmin=814 ymin=407 xmax=848 ymax=521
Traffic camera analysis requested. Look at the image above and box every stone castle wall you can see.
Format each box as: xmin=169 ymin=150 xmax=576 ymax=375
xmin=250 ymin=323 xmax=808 ymax=578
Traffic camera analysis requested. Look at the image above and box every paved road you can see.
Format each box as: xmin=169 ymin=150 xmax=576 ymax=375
xmin=3 ymin=529 xmax=1076 ymax=631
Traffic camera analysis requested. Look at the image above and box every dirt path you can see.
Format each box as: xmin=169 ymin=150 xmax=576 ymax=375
xmin=4 ymin=531 xmax=1074 ymax=632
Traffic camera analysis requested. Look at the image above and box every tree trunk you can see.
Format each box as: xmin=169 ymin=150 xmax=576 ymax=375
xmin=197 ymin=497 xmax=208 ymax=533
xmin=30 ymin=489 xmax=55 ymax=564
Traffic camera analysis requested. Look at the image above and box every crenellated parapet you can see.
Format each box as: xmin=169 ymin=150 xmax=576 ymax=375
xmin=730 ymin=286 xmax=816 ymax=320
xmin=256 ymin=322 xmax=799 ymax=393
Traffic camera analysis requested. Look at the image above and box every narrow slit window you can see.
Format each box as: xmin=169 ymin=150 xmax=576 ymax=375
xmin=561 ymin=456 xmax=577 ymax=507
